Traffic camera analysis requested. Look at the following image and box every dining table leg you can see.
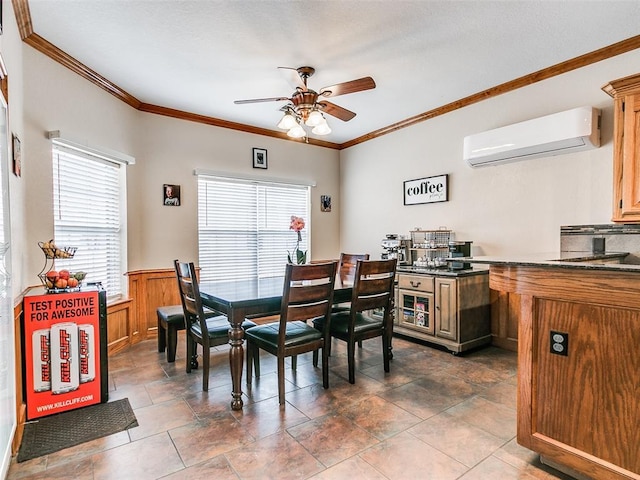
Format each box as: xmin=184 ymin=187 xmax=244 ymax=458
xmin=228 ymin=309 xmax=245 ymax=410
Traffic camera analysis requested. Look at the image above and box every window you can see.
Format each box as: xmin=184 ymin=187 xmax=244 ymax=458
xmin=52 ymin=143 xmax=128 ymax=300
xmin=198 ymin=175 xmax=310 ymax=283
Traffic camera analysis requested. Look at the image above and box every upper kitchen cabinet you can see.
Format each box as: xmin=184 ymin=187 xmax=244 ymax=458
xmin=603 ymin=73 xmax=640 ymax=223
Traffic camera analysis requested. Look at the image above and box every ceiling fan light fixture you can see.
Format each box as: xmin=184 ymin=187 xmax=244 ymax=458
xmin=287 ymin=123 xmax=306 ymax=138
xmin=277 ymin=112 xmax=298 ymax=130
xmin=312 ymin=121 xmax=331 ymax=136
xmin=305 ymin=110 xmax=324 ymax=127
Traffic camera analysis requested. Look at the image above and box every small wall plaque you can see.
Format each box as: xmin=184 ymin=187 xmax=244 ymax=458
xmin=404 ymin=174 xmax=448 ymax=205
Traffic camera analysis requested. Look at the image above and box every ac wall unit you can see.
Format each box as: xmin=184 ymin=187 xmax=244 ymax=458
xmin=463 ymin=106 xmax=601 ymax=167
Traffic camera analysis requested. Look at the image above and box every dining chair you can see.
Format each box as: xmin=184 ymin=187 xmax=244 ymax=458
xmin=314 ymin=258 xmax=397 ymax=384
xmin=244 ymin=260 xmax=338 ymax=405
xmin=174 ymin=260 xmax=257 ymax=391
xmin=338 ymin=253 xmax=370 ymax=283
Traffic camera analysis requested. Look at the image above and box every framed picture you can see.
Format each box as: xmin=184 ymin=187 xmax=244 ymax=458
xmin=163 ymin=184 xmax=180 ymax=206
xmin=253 ymin=148 xmax=267 ymax=169
xmin=12 ymin=134 xmax=20 ymax=177
xmin=320 ymin=195 xmax=332 ymax=212
xmin=403 ymin=174 xmax=448 ymax=205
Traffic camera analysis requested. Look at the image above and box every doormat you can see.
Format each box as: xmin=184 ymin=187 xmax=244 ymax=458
xmin=17 ymin=398 xmax=138 ymax=463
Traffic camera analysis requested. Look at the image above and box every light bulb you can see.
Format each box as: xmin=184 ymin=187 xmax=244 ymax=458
xmin=312 ymin=121 xmax=331 ymax=135
xmin=305 ymin=110 xmax=324 ymax=127
xmin=287 ymin=124 xmax=306 ymax=138
xmin=277 ymin=113 xmax=298 ymax=130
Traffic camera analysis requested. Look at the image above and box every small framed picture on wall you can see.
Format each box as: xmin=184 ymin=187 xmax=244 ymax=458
xmin=12 ymin=134 xmax=21 ymax=177
xmin=320 ymin=195 xmax=332 ymax=212
xmin=163 ymin=184 xmax=180 ymax=206
xmin=253 ymin=148 xmax=267 ymax=169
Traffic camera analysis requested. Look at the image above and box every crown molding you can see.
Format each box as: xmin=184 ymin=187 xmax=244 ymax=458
xmin=340 ymin=34 xmax=640 ymax=149
xmin=12 ymin=0 xmax=640 ymax=150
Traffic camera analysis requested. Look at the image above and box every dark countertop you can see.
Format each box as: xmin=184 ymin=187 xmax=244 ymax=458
xmin=397 ymin=264 xmax=489 ymax=277
xmin=457 ymin=251 xmax=640 ymax=273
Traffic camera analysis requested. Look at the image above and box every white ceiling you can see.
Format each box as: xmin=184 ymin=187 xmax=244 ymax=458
xmin=28 ymin=0 xmax=640 ymax=145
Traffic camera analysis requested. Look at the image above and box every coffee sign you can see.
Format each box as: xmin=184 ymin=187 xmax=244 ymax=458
xmin=404 ymin=174 xmax=449 ymax=205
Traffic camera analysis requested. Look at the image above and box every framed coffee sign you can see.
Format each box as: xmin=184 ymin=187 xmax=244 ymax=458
xmin=404 ymin=174 xmax=448 ymax=205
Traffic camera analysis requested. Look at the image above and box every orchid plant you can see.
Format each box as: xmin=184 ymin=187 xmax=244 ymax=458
xmin=287 ymin=215 xmax=307 ymax=264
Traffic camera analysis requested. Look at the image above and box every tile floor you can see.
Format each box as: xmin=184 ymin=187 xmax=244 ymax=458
xmin=8 ymin=334 xmax=576 ymax=480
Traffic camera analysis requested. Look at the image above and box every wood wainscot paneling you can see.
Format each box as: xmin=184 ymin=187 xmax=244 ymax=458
xmin=106 ymin=298 xmax=133 ymax=355
xmin=12 ymin=299 xmax=26 ymax=455
xmin=126 ymin=268 xmax=182 ymax=344
xmin=490 ymin=289 xmax=519 ymax=351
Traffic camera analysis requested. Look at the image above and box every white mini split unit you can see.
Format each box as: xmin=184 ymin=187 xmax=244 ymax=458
xmin=463 ymin=106 xmax=601 ymax=167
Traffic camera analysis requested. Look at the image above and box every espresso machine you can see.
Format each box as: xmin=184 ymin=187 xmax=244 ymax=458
xmin=381 ymin=234 xmax=410 ymax=264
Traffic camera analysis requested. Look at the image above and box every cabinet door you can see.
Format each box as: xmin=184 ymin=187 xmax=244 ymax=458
xmin=435 ymin=278 xmax=458 ymax=341
xmin=617 ymin=94 xmax=640 ymax=221
xmin=397 ymin=288 xmax=435 ymax=335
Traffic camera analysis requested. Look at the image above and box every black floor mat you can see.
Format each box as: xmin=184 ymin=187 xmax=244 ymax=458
xmin=17 ymin=398 xmax=138 ymax=462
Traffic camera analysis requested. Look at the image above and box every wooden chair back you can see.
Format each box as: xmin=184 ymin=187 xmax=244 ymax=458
xmin=278 ymin=261 xmax=338 ymax=346
xmin=349 ymin=258 xmax=397 ymax=320
xmin=174 ymin=260 xmax=209 ymax=346
xmin=339 ymin=253 xmax=370 ymax=283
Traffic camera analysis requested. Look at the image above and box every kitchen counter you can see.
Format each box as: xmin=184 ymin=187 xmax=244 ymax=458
xmin=456 ymin=251 xmax=640 ymax=272
xmin=397 ymin=264 xmax=489 ymax=277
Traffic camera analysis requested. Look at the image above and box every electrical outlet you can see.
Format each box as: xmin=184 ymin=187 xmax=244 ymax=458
xmin=550 ymin=331 xmax=568 ymax=356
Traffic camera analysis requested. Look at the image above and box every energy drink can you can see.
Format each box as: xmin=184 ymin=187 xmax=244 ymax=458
xmin=78 ymin=324 xmax=95 ymax=383
xmin=50 ymin=322 xmax=80 ymax=394
xmin=32 ymin=329 xmax=51 ymax=392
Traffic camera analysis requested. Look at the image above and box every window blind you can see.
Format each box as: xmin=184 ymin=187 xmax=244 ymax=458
xmin=198 ymin=176 xmax=310 ymax=283
xmin=52 ymin=147 xmax=125 ymax=299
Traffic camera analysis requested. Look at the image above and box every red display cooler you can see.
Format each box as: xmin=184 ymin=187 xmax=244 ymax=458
xmin=22 ymin=285 xmax=108 ymax=420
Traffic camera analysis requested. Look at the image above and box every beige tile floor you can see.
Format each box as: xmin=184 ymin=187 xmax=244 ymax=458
xmin=8 ymin=334 xmax=576 ymax=480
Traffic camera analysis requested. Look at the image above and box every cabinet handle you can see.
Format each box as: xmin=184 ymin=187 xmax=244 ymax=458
xmin=410 ymin=281 xmax=421 ymax=288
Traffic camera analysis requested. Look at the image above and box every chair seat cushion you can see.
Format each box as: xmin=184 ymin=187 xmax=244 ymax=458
xmin=190 ymin=315 xmax=256 ymax=340
xmin=159 ymin=305 xmax=223 ymax=325
xmin=157 ymin=305 xmax=186 ymax=324
xmin=323 ymin=311 xmax=383 ymax=336
xmin=245 ymin=321 xmax=322 ymax=349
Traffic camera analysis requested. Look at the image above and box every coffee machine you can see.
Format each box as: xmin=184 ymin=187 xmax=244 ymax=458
xmin=381 ymin=234 xmax=410 ymax=264
xmin=448 ymin=241 xmax=472 ymax=270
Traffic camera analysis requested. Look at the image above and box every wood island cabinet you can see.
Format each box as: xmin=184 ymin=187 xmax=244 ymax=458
xmin=491 ymin=264 xmax=640 ymax=480
xmin=602 ymin=73 xmax=640 ymax=223
xmin=394 ymin=270 xmax=490 ymax=353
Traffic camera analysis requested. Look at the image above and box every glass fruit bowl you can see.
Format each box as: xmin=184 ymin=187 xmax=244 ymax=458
xmin=38 ymin=270 xmax=86 ymax=293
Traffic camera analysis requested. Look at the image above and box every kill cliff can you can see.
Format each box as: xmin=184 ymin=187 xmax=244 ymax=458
xmin=78 ymin=324 xmax=95 ymax=383
xmin=50 ymin=322 xmax=80 ymax=394
xmin=32 ymin=329 xmax=51 ymax=392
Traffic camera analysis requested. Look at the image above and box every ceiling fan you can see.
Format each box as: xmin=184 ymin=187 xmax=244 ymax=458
xmin=234 ymin=66 xmax=376 ymax=138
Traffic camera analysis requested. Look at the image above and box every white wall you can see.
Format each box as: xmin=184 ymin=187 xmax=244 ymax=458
xmin=340 ymin=49 xmax=640 ymax=259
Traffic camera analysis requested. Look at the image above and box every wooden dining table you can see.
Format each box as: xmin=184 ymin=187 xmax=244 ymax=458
xmin=199 ymin=275 xmax=354 ymax=410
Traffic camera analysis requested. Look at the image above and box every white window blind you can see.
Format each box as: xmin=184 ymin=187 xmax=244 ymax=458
xmin=198 ymin=176 xmax=310 ymax=283
xmin=52 ymin=147 xmax=125 ymax=300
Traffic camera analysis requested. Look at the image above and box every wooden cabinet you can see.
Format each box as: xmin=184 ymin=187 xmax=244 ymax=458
xmin=491 ymin=264 xmax=640 ymax=479
xmin=435 ymin=277 xmax=458 ymax=341
xmin=395 ymin=271 xmax=490 ymax=353
xmin=603 ymin=73 xmax=640 ymax=222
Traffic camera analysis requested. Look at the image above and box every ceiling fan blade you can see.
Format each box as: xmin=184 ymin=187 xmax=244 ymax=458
xmin=278 ymin=66 xmax=307 ymax=91
xmin=234 ymin=96 xmax=290 ymax=104
xmin=318 ymin=101 xmax=357 ymax=122
xmin=319 ymin=77 xmax=376 ymax=98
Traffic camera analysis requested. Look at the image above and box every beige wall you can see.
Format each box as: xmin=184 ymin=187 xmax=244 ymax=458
xmin=340 ymin=49 xmax=640 ymax=259
xmin=130 ymin=113 xmax=341 ymax=271
xmin=21 ymin=46 xmax=341 ymax=291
